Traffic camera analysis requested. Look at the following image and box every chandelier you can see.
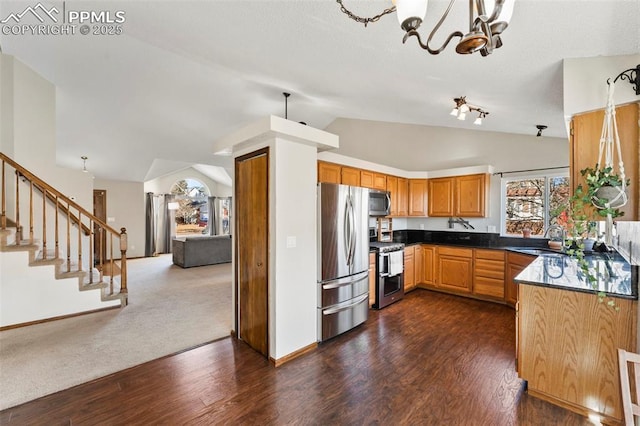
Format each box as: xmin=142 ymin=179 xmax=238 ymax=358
xmin=450 ymin=97 xmax=489 ymax=125
xmin=336 ymin=0 xmax=515 ymax=56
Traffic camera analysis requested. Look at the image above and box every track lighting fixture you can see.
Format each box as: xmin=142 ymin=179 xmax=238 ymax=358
xmin=536 ymin=125 xmax=547 ymax=137
xmin=450 ymin=97 xmax=489 ymax=125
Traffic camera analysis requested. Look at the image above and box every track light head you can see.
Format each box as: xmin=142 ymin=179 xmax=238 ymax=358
xmin=536 ymin=125 xmax=548 ymax=137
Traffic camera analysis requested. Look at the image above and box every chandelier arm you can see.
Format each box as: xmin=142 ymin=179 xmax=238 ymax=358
xmin=405 ymin=0 xmax=464 ymax=54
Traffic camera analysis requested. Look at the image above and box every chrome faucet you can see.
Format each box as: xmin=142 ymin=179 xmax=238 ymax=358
xmin=448 ymin=217 xmax=475 ymax=230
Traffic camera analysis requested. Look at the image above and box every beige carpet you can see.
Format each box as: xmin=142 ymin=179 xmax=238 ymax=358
xmin=0 ymin=254 xmax=232 ymax=410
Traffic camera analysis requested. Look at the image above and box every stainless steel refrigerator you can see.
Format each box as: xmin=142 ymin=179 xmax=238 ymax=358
xmin=317 ymin=182 xmax=370 ymax=341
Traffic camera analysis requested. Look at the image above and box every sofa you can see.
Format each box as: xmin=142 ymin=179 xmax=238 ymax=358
xmin=172 ymin=235 xmax=232 ymax=268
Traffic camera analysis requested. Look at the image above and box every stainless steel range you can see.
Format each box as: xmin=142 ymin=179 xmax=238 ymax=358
xmin=370 ymin=241 xmax=405 ymax=309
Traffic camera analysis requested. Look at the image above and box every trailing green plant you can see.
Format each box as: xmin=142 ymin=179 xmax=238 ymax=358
xmin=563 ymin=163 xmax=627 ymax=310
xmin=574 ymin=164 xmax=629 ymax=218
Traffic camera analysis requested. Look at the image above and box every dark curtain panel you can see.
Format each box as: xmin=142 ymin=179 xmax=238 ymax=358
xmin=144 ymin=192 xmax=156 ymax=257
xmin=208 ymin=196 xmax=217 ymax=236
xmin=163 ymin=194 xmax=175 ymax=252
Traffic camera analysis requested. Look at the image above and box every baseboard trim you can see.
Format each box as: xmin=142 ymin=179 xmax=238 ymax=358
xmin=0 ymin=306 xmax=121 ymax=331
xmin=270 ymin=342 xmax=317 ymax=367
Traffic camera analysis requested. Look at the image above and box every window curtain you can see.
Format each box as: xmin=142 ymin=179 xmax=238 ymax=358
xmin=163 ymin=194 xmax=176 ymax=252
xmin=144 ymin=192 xmax=156 ymax=257
xmin=208 ymin=196 xmax=217 ymax=236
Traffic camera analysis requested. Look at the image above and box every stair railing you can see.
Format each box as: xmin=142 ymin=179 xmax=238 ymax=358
xmin=1 ymin=153 xmax=128 ymax=306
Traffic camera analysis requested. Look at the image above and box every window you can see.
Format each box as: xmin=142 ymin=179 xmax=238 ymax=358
xmin=170 ymin=179 xmax=210 ymax=236
xmin=502 ymin=174 xmax=570 ymax=237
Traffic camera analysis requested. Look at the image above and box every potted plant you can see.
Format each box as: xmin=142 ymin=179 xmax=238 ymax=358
xmin=576 ymin=164 xmax=629 ymax=216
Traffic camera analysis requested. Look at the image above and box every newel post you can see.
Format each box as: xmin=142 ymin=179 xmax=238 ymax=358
xmin=119 ymin=227 xmax=128 ymax=306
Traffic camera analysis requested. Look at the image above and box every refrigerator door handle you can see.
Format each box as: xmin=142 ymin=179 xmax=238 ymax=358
xmin=343 ymin=194 xmax=352 ymax=266
xmin=322 ymin=294 xmax=369 ymax=315
xmin=321 ymin=271 xmax=369 ymax=290
xmin=348 ymin=193 xmax=356 ymax=267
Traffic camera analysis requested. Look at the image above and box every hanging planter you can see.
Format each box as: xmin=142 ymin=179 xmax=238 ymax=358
xmin=595 ymin=185 xmax=628 ymax=209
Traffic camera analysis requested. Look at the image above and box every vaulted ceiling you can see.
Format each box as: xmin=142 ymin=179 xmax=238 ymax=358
xmin=1 ymin=0 xmax=639 ymax=184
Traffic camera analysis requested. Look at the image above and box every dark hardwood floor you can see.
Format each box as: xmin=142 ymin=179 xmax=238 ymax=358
xmin=1 ymin=290 xmax=590 ymax=425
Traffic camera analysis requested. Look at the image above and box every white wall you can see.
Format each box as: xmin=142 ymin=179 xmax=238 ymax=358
xmin=93 ymin=179 xmax=146 ymax=258
xmin=564 ymin=54 xmax=640 ymax=118
xmin=0 ymin=54 xmax=93 ymax=211
xmin=271 ymin=137 xmax=317 ymax=360
xmin=144 ymin=167 xmax=232 ymax=197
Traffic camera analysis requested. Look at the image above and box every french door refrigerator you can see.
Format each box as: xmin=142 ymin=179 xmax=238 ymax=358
xmin=317 ymin=182 xmax=370 ymax=341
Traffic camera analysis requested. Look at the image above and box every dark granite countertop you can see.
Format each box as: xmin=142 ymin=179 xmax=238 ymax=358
xmin=515 ymin=250 xmax=637 ymax=300
xmin=370 ymin=229 xmax=637 ymax=299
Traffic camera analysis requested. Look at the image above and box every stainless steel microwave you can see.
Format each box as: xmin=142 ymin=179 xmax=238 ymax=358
xmin=369 ymin=189 xmax=391 ymax=217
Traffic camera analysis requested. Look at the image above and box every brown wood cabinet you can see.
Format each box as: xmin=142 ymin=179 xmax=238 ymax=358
xmin=570 ymin=102 xmax=638 ymax=220
xmin=455 ymin=174 xmax=487 ymax=217
xmin=414 ymin=245 xmax=423 ymax=286
xmin=428 ymin=177 xmax=454 ymax=217
xmin=437 ymin=246 xmax=473 ymax=294
xmin=505 ymin=252 xmax=536 ymax=306
xmin=404 ymin=246 xmax=415 ymax=292
xmin=368 ymin=252 xmax=376 ymax=307
xmin=397 ymin=177 xmax=409 ymax=216
xmin=421 ymin=245 xmax=436 ymax=287
xmin=386 ymin=175 xmax=398 ymax=216
xmin=473 ymin=249 xmax=505 ymax=300
xmin=341 ymin=166 xmax=361 ymax=187
xmin=361 ymin=170 xmax=386 ymax=190
xmin=318 ymin=161 xmax=341 ymax=184
xmin=428 ymin=174 xmax=488 ymax=217
xmin=408 ymin=179 xmax=428 ymax=216
xmin=518 ymin=284 xmax=637 ymax=423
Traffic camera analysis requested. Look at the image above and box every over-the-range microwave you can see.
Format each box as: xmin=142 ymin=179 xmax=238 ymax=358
xmin=369 ymin=189 xmax=391 ymax=217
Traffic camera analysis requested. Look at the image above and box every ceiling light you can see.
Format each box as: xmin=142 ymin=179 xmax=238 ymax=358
xmin=450 ymin=97 xmax=489 ymax=125
xmin=81 ymin=156 xmax=88 ymax=172
xmin=336 ymin=0 xmax=514 ymax=56
xmin=536 ymin=125 xmax=547 ymax=137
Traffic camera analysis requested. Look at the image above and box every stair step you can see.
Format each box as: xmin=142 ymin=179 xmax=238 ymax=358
xmin=0 ymin=241 xmax=39 ymax=252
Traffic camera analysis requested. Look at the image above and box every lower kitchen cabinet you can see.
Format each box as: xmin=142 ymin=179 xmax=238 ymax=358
xmin=473 ymin=249 xmax=505 ymax=300
xmin=518 ymin=283 xmax=637 ymax=423
xmin=418 ymin=244 xmax=437 ymax=288
xmin=414 ymin=245 xmax=423 ymax=286
xmin=368 ymin=252 xmax=376 ymax=307
xmin=505 ymin=252 xmax=536 ymax=306
xmin=403 ymin=246 xmax=415 ymax=292
xmin=437 ymin=246 xmax=473 ymax=294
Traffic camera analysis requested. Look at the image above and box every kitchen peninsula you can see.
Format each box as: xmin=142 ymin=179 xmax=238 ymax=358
xmin=515 ymin=250 xmax=638 ymax=424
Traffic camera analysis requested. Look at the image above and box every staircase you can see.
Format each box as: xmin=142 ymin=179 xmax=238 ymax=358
xmin=1 ymin=153 xmax=128 ymax=329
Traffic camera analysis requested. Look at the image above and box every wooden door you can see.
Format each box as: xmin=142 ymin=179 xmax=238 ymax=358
xmin=235 ymin=148 xmax=269 ymax=357
xmin=428 ymin=177 xmax=454 ymax=217
xmin=93 ymin=189 xmax=107 ymax=265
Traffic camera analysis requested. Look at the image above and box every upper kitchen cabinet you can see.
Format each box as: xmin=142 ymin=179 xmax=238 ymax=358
xmin=318 ymin=161 xmax=341 ymax=184
xmin=341 ymin=166 xmax=361 ymax=187
xmin=456 ymin=174 xmax=488 ymax=217
xmin=408 ymin=179 xmax=428 ymax=216
xmin=428 ymin=177 xmax=454 ymax=216
xmin=387 ymin=175 xmax=398 ymax=216
xmin=397 ymin=177 xmax=409 ymax=216
xmin=361 ymin=170 xmax=387 ymax=190
xmin=428 ymin=174 xmax=488 ymax=217
xmin=570 ymin=102 xmax=639 ymax=220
